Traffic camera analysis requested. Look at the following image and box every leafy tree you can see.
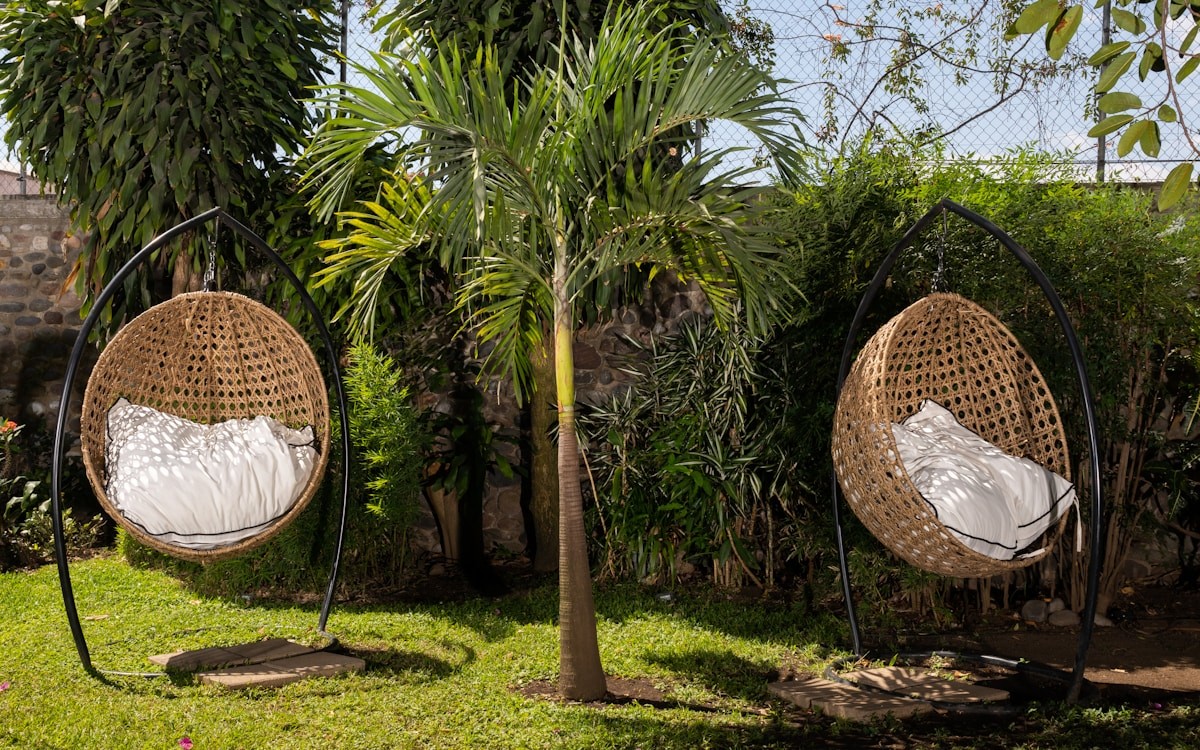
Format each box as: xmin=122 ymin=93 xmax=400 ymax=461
xmin=0 ymin=0 xmax=337 ymax=324
xmin=374 ymin=0 xmax=729 ymax=78
xmin=1007 ymin=0 xmax=1199 ymax=208
xmin=304 ymin=2 xmax=804 ymax=699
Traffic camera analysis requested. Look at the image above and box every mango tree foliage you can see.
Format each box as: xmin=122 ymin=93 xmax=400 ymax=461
xmin=1007 ymin=0 xmax=1199 ymax=208
xmin=374 ymin=0 xmax=730 ymax=78
xmin=0 ymin=0 xmax=336 ymax=323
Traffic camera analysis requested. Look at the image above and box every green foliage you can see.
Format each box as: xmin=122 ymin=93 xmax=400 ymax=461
xmin=763 ymin=141 xmax=1200 ymax=612
xmin=375 ymin=0 xmax=731 ymax=80
xmin=343 ymin=342 xmax=425 ymax=525
xmin=2 ymin=418 xmax=104 ymax=571
xmin=0 ymin=0 xmax=337 ymax=326
xmin=582 ymin=317 xmax=789 ymax=587
xmin=1007 ymin=0 xmax=1199 ymax=209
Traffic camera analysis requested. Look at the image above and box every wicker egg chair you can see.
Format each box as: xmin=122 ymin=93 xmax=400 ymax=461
xmin=80 ymin=290 xmax=331 ymax=562
xmin=51 ymin=208 xmax=351 ymax=674
xmin=831 ymin=292 xmax=1071 ymax=579
xmin=828 ymin=199 xmax=1104 ymax=705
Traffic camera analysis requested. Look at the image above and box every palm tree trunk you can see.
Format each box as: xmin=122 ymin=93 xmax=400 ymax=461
xmin=530 ymin=337 xmax=560 ymax=572
xmin=553 ymin=286 xmax=606 ymax=701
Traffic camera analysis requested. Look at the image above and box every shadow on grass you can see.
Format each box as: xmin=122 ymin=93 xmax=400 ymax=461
xmin=644 ymin=648 xmax=778 ymax=703
xmin=343 ymin=641 xmax=475 ymax=682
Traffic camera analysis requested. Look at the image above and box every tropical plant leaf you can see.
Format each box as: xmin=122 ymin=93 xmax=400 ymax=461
xmin=1097 ymin=92 xmax=1142 ymax=113
xmin=1116 ymin=120 xmax=1149 ymax=157
xmin=1047 ymin=6 xmax=1083 ymax=60
xmin=1087 ymin=40 xmax=1131 ymax=66
xmin=1110 ymin=7 xmax=1146 ymax=34
xmin=1095 ymin=51 xmax=1137 ymax=92
xmin=1012 ymin=0 xmax=1062 ymax=35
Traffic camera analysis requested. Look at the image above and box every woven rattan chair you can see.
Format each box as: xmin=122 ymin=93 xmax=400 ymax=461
xmin=831 ymin=292 xmax=1070 ymax=579
xmin=79 ymin=291 xmax=331 ymax=562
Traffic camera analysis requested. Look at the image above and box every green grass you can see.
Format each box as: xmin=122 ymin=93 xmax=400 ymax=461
xmin=3 ymin=557 xmax=1200 ymax=749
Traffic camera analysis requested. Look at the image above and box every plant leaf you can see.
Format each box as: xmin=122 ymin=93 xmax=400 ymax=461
xmin=1110 ymin=7 xmax=1146 ymax=34
xmin=1158 ymin=104 xmax=1177 ymax=122
xmin=1158 ymin=162 xmax=1193 ymax=211
xmin=1013 ymin=0 xmax=1063 ymax=35
xmin=1087 ymin=113 xmax=1134 ymax=137
xmin=1087 ymin=40 xmax=1131 ymax=66
xmin=1138 ymin=120 xmax=1160 ymax=157
xmin=1097 ymin=92 xmax=1141 ymax=113
xmin=1096 ymin=51 xmax=1136 ymax=92
xmin=1177 ymin=55 xmax=1200 ymax=84
xmin=1116 ymin=119 xmax=1148 ymax=157
xmin=1047 ymin=6 xmax=1083 ymax=60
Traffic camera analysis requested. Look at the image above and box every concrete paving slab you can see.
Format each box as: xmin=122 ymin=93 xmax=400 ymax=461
xmin=149 ymin=638 xmax=315 ymax=671
xmin=198 ymin=652 xmax=366 ymax=690
xmin=768 ymin=676 xmax=932 ymax=720
xmin=843 ymin=666 xmax=1009 ymax=703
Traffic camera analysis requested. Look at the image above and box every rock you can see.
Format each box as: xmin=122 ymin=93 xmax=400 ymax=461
xmin=1048 ymin=609 xmax=1080 ymax=627
xmin=1020 ymin=599 xmax=1049 ymax=623
xmin=1047 ymin=597 xmax=1066 ymax=614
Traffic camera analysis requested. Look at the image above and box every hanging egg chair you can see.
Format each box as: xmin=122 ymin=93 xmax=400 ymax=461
xmin=79 ymin=290 xmax=331 ymax=562
xmin=831 ymin=292 xmax=1072 ymax=579
xmin=828 ymin=199 xmax=1104 ymax=704
xmin=51 ymin=208 xmax=351 ymax=674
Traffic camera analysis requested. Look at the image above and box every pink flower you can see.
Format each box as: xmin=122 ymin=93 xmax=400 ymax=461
xmin=179 ymin=737 xmax=193 ymax=750
xmin=0 ymin=681 xmax=10 ymax=692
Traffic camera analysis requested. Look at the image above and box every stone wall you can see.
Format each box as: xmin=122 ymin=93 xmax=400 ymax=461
xmin=0 ymin=197 xmax=84 ymax=428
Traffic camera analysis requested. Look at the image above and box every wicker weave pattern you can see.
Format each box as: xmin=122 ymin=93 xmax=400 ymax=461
xmin=831 ymin=293 xmax=1069 ymax=578
xmin=80 ymin=291 xmax=330 ymax=562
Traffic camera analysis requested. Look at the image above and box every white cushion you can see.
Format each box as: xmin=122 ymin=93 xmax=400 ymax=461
xmin=105 ymin=398 xmax=317 ymax=550
xmin=891 ymin=400 xmax=1076 ymax=560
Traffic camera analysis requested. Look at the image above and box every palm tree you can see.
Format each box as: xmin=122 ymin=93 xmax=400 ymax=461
xmin=304 ymin=1 xmax=805 ymax=700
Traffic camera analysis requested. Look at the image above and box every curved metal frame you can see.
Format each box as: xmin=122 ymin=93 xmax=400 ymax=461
xmin=830 ymin=199 xmax=1105 ymax=703
xmin=50 ymin=207 xmax=352 ymax=674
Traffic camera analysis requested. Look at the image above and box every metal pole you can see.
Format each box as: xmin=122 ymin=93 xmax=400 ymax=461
xmin=340 ymin=0 xmax=350 ymax=85
xmin=1096 ymin=0 xmax=1112 ymax=183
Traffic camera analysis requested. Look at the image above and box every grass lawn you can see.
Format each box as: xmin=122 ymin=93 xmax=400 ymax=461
xmin=4 ymin=556 xmax=1200 ymax=749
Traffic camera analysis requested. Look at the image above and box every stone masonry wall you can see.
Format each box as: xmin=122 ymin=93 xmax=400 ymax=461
xmin=0 ymin=197 xmax=84 ymax=430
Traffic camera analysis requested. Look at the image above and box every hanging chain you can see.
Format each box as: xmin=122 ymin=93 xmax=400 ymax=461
xmin=931 ymin=209 xmax=948 ymax=293
xmin=203 ymin=228 xmax=218 ymax=291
